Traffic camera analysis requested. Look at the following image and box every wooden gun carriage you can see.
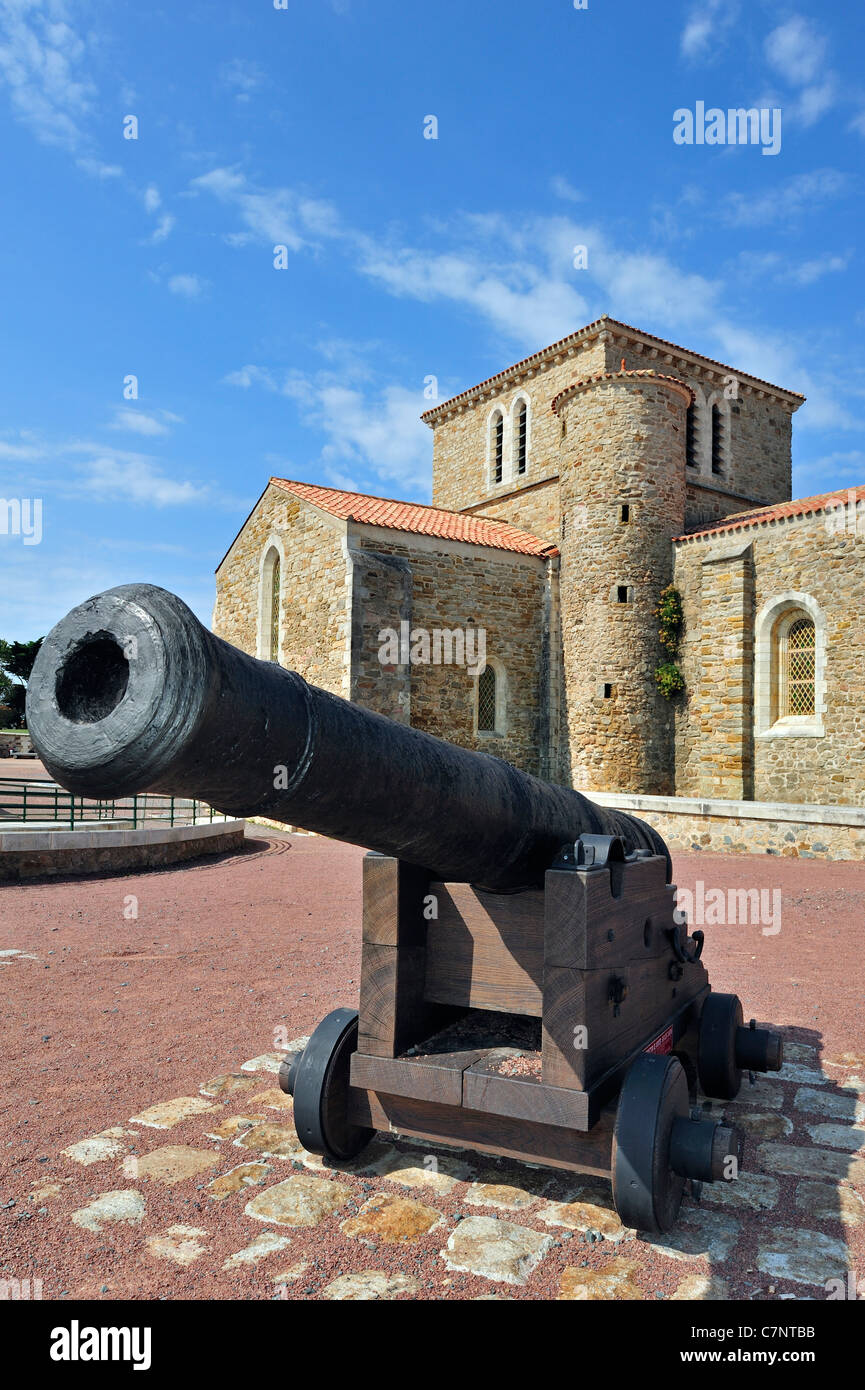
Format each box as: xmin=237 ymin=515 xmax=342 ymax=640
xmin=28 ymin=584 xmax=783 ymax=1233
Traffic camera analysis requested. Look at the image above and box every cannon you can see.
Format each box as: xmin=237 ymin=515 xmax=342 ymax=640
xmin=28 ymin=583 xmax=783 ymax=1232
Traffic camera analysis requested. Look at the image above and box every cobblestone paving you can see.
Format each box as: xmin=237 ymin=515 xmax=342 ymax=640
xmin=12 ymin=1039 xmax=864 ymax=1301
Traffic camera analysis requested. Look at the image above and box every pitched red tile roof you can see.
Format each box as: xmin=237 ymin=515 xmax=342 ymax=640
xmin=270 ymin=478 xmax=558 ymax=556
xmin=675 ymin=484 xmax=865 ymax=542
xmin=421 ymin=314 xmax=805 ymax=423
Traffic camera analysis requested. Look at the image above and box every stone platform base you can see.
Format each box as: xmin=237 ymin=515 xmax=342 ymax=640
xmin=0 ymin=819 xmax=246 ymax=881
xmin=592 ymin=793 xmax=865 ymax=860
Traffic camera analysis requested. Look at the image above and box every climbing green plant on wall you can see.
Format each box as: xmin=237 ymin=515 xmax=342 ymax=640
xmin=654 ymin=585 xmax=685 ymax=699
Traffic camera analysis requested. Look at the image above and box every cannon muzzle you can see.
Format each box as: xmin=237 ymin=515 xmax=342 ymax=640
xmin=27 ymin=584 xmax=669 ymax=892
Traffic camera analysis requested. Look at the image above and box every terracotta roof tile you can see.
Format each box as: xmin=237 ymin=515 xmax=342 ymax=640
xmin=674 ymin=484 xmax=865 ymax=542
xmin=270 ymin=478 xmax=558 ymax=557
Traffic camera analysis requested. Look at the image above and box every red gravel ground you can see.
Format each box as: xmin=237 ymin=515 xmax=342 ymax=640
xmin=1 ymin=831 xmax=863 ymax=1301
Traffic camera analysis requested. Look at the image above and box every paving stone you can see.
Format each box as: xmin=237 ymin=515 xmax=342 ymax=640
xmin=71 ymin=1190 xmax=145 ymax=1233
xmin=271 ymin=1261 xmax=310 ymax=1285
xmin=558 ymin=1259 xmax=644 ymax=1301
xmin=824 ymin=1052 xmax=865 ymax=1071
xmin=199 ymin=1074 xmax=260 ymax=1099
xmin=233 ymin=1122 xmax=305 ymax=1160
xmin=805 ymin=1123 xmax=865 ymax=1154
xmin=795 ymin=1181 xmax=865 ymax=1228
xmin=536 ymin=1182 xmax=631 ymax=1241
xmin=222 ymin=1232 xmax=291 ymax=1269
xmin=464 ymin=1181 xmax=544 ymax=1212
xmin=794 ymin=1087 xmax=865 ymax=1122
xmin=320 ymin=1272 xmax=420 ymax=1300
xmin=757 ymin=1227 xmax=850 ymax=1286
xmin=132 ymin=1145 xmax=221 ymax=1185
xmin=248 ymin=1087 xmax=293 ymax=1111
xmin=341 ymin=1193 xmax=442 ymax=1244
xmin=146 ymin=1225 xmax=209 ymax=1267
xmin=204 ymin=1113 xmax=268 ymax=1141
xmin=724 ymin=1079 xmax=785 ymax=1112
xmin=207 ymin=1162 xmax=272 ymax=1200
xmin=670 ymin=1274 xmax=730 ymax=1300
xmin=442 ymin=1215 xmax=554 ymax=1286
xmin=129 ymin=1097 xmax=218 ymax=1129
xmin=245 ymin=1175 xmax=352 ymax=1227
xmin=728 ymin=1111 xmax=792 ymax=1141
xmin=782 ymin=1043 xmax=819 ymax=1064
xmin=700 ymin=1171 xmax=779 ymax=1212
xmin=757 ymin=1141 xmax=865 ymax=1185
xmin=766 ymin=1063 xmax=828 ymax=1086
xmin=30 ymin=1178 xmax=72 ymax=1203
xmin=301 ymin=1141 xmax=392 ymax=1176
xmin=240 ymin=1054 xmax=287 ymax=1074
xmin=62 ymin=1132 xmax=129 ymax=1166
xmin=645 ymin=1208 xmax=740 ymax=1263
xmin=363 ymin=1144 xmax=473 ymax=1193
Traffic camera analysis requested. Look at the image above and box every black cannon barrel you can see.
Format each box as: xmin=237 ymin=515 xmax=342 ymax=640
xmin=26 ymin=584 xmax=670 ymax=892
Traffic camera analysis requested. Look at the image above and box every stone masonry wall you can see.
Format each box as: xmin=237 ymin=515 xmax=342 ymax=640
xmin=428 ymin=337 xmax=607 ymax=525
xmin=674 ymin=509 xmax=865 ymax=806
xmin=556 ymin=373 xmax=689 ymax=795
xmin=609 ymin=336 xmax=794 ymax=521
xmin=213 ymin=484 xmax=349 ymax=696
xmin=351 ymin=526 xmax=549 ymax=776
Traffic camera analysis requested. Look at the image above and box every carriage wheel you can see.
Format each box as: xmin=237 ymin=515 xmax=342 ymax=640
xmin=289 ymin=1007 xmax=374 ymax=1160
xmin=698 ymin=993 xmax=744 ymax=1100
xmin=612 ymin=1053 xmax=689 ymax=1233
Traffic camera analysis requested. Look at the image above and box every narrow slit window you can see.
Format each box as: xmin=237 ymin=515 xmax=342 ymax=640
xmin=711 ymin=404 xmax=724 ymax=474
xmin=516 ymin=402 xmax=527 ymax=475
xmin=603 ymin=683 xmax=613 ymax=699
xmin=617 ymin=585 xmax=629 ymax=604
xmin=493 ymin=413 xmax=504 ymax=484
xmin=620 ymin=504 xmax=630 ymax=523
xmin=477 ymin=664 xmax=497 ymax=732
xmin=269 ymin=554 xmax=281 ymax=662
xmin=686 ymin=402 xmax=698 ymax=467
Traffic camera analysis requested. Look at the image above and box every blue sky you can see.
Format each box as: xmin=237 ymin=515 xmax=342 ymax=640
xmin=1 ymin=0 xmax=863 ymax=639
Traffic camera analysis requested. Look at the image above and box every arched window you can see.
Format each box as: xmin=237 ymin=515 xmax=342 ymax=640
xmin=515 ymin=400 xmax=528 ymax=475
xmin=477 ymin=663 xmax=497 ymax=732
xmin=269 ymin=553 xmax=281 ymax=662
xmin=781 ymin=617 xmax=815 ymax=717
xmin=491 ymin=410 xmax=504 ymax=484
xmin=711 ymin=403 xmax=724 ymax=474
xmin=755 ymin=594 xmax=824 ymax=738
xmin=686 ymin=402 xmax=698 ymax=467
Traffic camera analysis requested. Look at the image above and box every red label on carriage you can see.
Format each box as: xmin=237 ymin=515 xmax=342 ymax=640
xmin=644 ymin=1025 xmax=674 ymax=1055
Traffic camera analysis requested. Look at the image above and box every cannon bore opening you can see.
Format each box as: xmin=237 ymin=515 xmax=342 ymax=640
xmin=55 ymin=634 xmax=130 ymax=724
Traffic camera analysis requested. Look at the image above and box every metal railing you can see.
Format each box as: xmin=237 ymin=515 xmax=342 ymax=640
xmin=0 ymin=778 xmax=229 ymax=830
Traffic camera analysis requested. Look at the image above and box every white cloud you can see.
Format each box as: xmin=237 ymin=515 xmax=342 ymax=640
xmin=149 ymin=213 xmax=175 ymax=243
xmin=680 ymin=0 xmax=740 ymax=60
xmin=108 ymin=408 xmax=182 ymax=437
xmin=550 ymin=175 xmax=582 ymax=203
xmin=74 ymin=453 xmax=209 ymax=507
xmin=168 ymin=272 xmax=208 ymax=299
xmin=191 ymin=166 xmax=340 ymax=251
xmin=219 ymin=58 xmax=266 ymax=100
xmin=720 ymin=169 xmax=848 ymax=227
xmin=0 ymin=439 xmax=41 ymax=459
xmin=143 ymin=184 xmax=161 ymax=213
xmin=0 ymin=0 xmax=94 ymax=151
xmin=765 ymin=17 xmax=827 ymax=87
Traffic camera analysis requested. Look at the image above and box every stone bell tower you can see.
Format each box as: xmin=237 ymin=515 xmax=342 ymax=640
xmin=553 ymin=369 xmax=691 ymax=795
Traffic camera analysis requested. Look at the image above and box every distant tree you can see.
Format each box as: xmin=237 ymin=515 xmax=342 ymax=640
xmin=0 ymin=638 xmax=44 ymax=729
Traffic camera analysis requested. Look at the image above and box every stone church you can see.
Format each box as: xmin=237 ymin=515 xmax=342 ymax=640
xmin=213 ymin=314 xmax=865 ymax=838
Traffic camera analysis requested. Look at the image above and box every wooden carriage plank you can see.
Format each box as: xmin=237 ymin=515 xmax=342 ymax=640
xmin=349 ymin=1048 xmax=487 ymax=1106
xmin=541 ymin=957 xmax=710 ymax=1090
xmin=423 ymin=881 xmax=545 ymax=1016
xmin=347 ymin=1088 xmax=615 ymax=1178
